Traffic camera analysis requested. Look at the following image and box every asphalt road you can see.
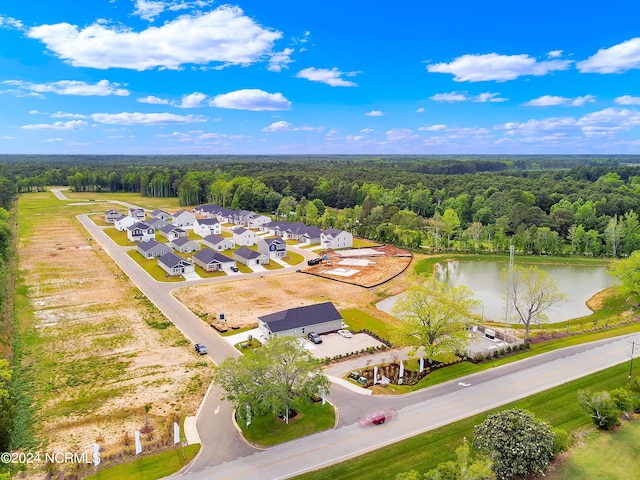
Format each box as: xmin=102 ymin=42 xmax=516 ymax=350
xmin=72 ymin=205 xmax=638 ymax=480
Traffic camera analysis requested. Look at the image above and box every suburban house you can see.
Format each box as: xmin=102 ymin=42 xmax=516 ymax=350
xmin=146 ymin=217 xmax=170 ymax=230
xmin=321 ymin=228 xmax=353 ymax=249
xmin=128 ymin=207 xmax=146 ymax=221
xmin=214 ymin=207 xmax=236 ymax=224
xmin=233 ymin=227 xmax=257 ymax=246
xmin=127 ymin=222 xmax=155 ymax=242
xmin=193 ymin=218 xmax=222 ymax=237
xmin=286 ymin=224 xmax=322 ymax=244
xmin=158 ymin=223 xmax=187 ymax=242
xmin=158 ymin=252 xmax=195 ymax=276
xmin=170 ymin=237 xmax=201 ymax=253
xmin=150 ymin=209 xmax=172 ymax=221
xmin=202 ymin=234 xmax=235 ymax=251
xmin=258 ymin=237 xmax=287 ymax=259
xmin=113 ymin=214 xmax=137 ymax=232
xmin=258 ymin=302 xmax=344 ymax=339
xmin=172 ymin=210 xmax=196 ymax=227
xmin=137 ymin=239 xmax=172 ymax=259
xmin=193 ymin=248 xmax=236 ymax=272
xmin=234 ymin=210 xmax=271 ymax=228
xmin=233 ymin=246 xmax=268 ymax=266
xmin=104 ymin=209 xmax=121 ymax=224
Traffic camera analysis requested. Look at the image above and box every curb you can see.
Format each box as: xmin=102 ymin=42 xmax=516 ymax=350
xmin=327 ymin=375 xmax=372 ymax=395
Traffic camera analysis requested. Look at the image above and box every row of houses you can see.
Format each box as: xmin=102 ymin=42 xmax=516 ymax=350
xmin=193 ymin=204 xmax=353 ymax=249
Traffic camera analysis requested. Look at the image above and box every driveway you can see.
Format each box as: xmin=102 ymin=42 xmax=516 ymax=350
xmin=305 ymin=332 xmax=384 ymax=359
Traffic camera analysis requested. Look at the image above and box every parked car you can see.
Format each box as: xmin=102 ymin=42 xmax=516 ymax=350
xmin=230 ymin=266 xmax=239 ymax=272
xmin=307 ymin=332 xmax=323 ymax=344
xmin=307 ymin=258 xmax=322 ymax=266
xmin=194 ymin=343 xmax=208 ymax=355
xmin=337 ymin=329 xmax=353 ymax=338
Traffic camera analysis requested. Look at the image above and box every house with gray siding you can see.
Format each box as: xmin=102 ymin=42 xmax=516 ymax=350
xmin=158 ymin=223 xmax=187 ymax=242
xmin=150 ymin=209 xmax=172 ymax=221
xmin=170 ymin=237 xmax=201 ymax=253
xmin=158 ymin=252 xmax=195 ymax=276
xmin=104 ymin=209 xmax=121 ymax=224
xmin=202 ymin=234 xmax=234 ymax=251
xmin=172 ymin=210 xmax=196 ymax=227
xmin=258 ymin=237 xmax=287 ymax=259
xmin=128 ymin=207 xmax=146 ymax=221
xmin=258 ymin=302 xmax=343 ymax=340
xmin=193 ymin=248 xmax=236 ymax=272
xmin=137 ymin=240 xmax=172 ymax=259
xmin=233 ymin=246 xmax=268 ymax=266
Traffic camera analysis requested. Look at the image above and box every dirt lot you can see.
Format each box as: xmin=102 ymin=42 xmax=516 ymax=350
xmin=174 ymin=252 xmax=417 ymax=330
xmin=303 ymin=244 xmax=412 ymax=288
xmin=17 ymin=193 xmax=211 ymax=475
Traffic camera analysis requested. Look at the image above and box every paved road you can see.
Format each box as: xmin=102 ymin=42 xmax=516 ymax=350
xmin=178 ymin=334 xmax=636 ymax=480
xmin=72 ymin=203 xmax=638 ymax=479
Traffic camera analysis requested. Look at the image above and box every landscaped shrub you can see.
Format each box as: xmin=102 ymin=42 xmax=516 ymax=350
xmin=552 ymin=428 xmax=570 ymax=455
xmin=577 ymin=390 xmax=621 ymax=430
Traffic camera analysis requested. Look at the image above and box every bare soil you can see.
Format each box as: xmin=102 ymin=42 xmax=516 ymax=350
xmin=18 ymin=198 xmax=211 ymax=476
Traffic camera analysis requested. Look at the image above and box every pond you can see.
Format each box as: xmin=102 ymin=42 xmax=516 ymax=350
xmin=437 ymin=261 xmax=615 ymax=324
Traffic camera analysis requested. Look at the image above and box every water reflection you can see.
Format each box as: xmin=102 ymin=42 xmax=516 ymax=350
xmin=439 ymin=261 xmax=614 ymax=324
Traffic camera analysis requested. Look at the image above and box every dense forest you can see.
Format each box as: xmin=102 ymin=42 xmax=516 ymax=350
xmin=2 ymin=155 xmax=640 ymax=258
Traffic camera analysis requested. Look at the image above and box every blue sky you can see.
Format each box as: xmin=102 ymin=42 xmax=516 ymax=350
xmin=1 ymin=1 xmax=640 ymax=154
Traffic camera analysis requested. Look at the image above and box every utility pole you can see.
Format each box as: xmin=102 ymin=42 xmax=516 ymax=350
xmin=504 ymin=243 xmax=514 ymax=337
xmin=629 ymin=338 xmax=637 ymax=383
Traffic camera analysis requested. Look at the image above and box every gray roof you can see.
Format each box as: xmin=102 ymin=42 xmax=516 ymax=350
xmin=202 ymin=234 xmax=227 ymax=245
xmin=234 ymin=227 xmax=249 ymax=235
xmin=193 ymin=248 xmax=234 ymax=264
xmin=147 ymin=217 xmax=170 ymax=229
xmin=171 ymin=237 xmax=196 ymax=247
xmin=196 ymin=218 xmax=220 ymax=226
xmin=259 ymin=302 xmax=342 ymax=333
xmin=138 ymin=240 xmax=171 ymax=253
xmin=127 ymin=221 xmax=153 ymax=231
xmin=158 ymin=252 xmax=192 ymax=268
xmin=260 ymin=237 xmax=285 ymax=247
xmin=159 ymin=223 xmax=184 ymax=234
xmin=323 ymin=228 xmax=345 ymax=236
xmin=234 ymin=246 xmax=264 ymax=260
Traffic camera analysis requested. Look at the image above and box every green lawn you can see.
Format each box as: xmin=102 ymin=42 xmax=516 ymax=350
xmin=340 ymin=308 xmax=400 ymax=340
xmin=283 ymin=251 xmax=304 ymax=265
xmin=550 ymin=420 xmax=640 ymax=480
xmin=294 ymin=362 xmax=632 ymax=480
xmin=84 ymin=444 xmax=200 ymax=480
xmin=241 ymin=401 xmax=336 ymax=447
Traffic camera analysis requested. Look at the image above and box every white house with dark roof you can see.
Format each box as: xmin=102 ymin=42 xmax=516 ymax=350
xmin=321 ymin=228 xmax=353 ymax=249
xmin=128 ymin=207 xmax=146 ymax=221
xmin=113 ymin=214 xmax=137 ymax=232
xmin=170 ymin=237 xmax=201 ymax=253
xmin=258 ymin=237 xmax=287 ymax=259
xmin=202 ymin=234 xmax=235 ymax=251
xmin=233 ymin=246 xmax=268 ymax=266
xmin=172 ymin=210 xmax=196 ymax=227
xmin=127 ymin=222 xmax=155 ymax=242
xmin=193 ymin=218 xmax=222 ymax=237
xmin=233 ymin=227 xmax=257 ymax=246
xmin=258 ymin=302 xmax=343 ymax=339
xmin=158 ymin=252 xmax=195 ymax=276
xmin=137 ymin=240 xmax=172 ymax=259
xmin=193 ymin=248 xmax=236 ymax=272
xmin=158 ymin=223 xmax=187 ymax=242
xmin=104 ymin=209 xmax=121 ymax=224
xmin=150 ymin=209 xmax=172 ymax=221
xmin=246 ymin=212 xmax=272 ymax=229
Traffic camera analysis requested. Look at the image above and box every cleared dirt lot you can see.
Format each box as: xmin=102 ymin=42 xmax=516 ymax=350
xmin=17 ymin=193 xmax=211 ymax=471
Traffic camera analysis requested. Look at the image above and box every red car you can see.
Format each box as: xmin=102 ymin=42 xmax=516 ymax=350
xmin=359 ymin=408 xmax=397 ymax=426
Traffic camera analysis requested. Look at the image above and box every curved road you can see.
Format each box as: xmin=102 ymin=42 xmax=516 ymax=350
xmin=69 ymin=200 xmax=638 ymax=480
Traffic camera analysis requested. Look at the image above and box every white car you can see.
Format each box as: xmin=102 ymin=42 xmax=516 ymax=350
xmin=337 ymin=329 xmax=353 ymax=338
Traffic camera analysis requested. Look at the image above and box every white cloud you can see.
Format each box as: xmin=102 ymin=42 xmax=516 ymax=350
xmin=577 ymin=107 xmax=640 ymax=134
xmin=547 ymin=50 xmax=563 ymax=58
xmin=386 ymin=128 xmax=419 ymax=142
xmin=174 ymin=92 xmax=207 ymax=108
xmin=268 ymin=48 xmax=294 ymax=72
xmin=296 ymin=67 xmax=358 ymax=87
xmin=133 ymin=0 xmax=166 ymax=21
xmin=21 ymin=120 xmax=87 ymax=130
xmin=1 ymin=136 xmax=18 ymax=140
xmin=137 ymin=95 xmax=169 ymax=104
xmin=419 ymin=124 xmax=448 ymax=131
xmin=416 ymin=107 xmax=425 ymax=113
xmin=360 ymin=128 xmax=374 ymax=133
xmin=365 ymin=110 xmax=384 ymax=117
xmin=0 ymin=15 xmax=23 ymax=30
xmin=615 ymin=95 xmax=640 ymax=105
xmin=210 ymin=89 xmax=291 ymax=111
xmin=262 ymin=121 xmax=294 ymax=132
xmin=430 ymin=91 xmax=507 ymax=102
xmin=0 ymin=79 xmax=129 ymax=96
xmin=27 ymin=6 xmax=281 ymax=70
xmin=427 ymin=53 xmax=571 ymax=82
xmin=90 ymin=112 xmax=207 ymax=125
xmin=577 ymin=38 xmax=640 ymax=74
xmin=51 ymin=112 xmax=88 ymax=118
xmin=430 ymin=92 xmax=467 ymax=102
xmin=523 ymin=95 xmax=595 ymax=107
